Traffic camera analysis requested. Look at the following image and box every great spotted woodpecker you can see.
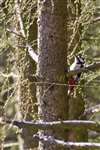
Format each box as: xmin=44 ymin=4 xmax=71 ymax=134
xmin=68 ymin=55 xmax=85 ymax=94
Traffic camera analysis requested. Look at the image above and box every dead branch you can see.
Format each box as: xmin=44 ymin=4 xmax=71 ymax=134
xmin=93 ymin=17 xmax=100 ymax=23
xmin=33 ymin=134 xmax=100 ymax=149
xmin=6 ymin=28 xmax=25 ymax=39
xmin=4 ymin=142 xmax=19 ymax=148
xmin=15 ymin=0 xmax=25 ymax=38
xmin=2 ymin=119 xmax=100 ymax=132
xmin=26 ymin=44 xmax=38 ymax=63
xmin=83 ymin=104 xmax=100 ymax=117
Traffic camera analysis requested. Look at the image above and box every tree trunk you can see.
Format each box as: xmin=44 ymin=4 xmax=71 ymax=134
xmin=37 ymin=0 xmax=68 ymax=150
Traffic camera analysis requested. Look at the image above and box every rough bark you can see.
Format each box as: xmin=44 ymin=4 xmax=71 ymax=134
xmin=37 ymin=0 xmax=68 ymax=150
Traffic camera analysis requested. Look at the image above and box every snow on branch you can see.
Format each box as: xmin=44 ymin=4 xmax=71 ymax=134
xmin=1 ymin=119 xmax=100 ymax=132
xmin=33 ymin=134 xmax=100 ymax=149
xmin=68 ymin=62 xmax=100 ymax=77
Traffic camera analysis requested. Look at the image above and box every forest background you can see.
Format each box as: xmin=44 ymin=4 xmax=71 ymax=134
xmin=0 ymin=0 xmax=100 ymax=150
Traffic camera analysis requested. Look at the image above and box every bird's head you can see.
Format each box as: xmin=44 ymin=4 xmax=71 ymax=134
xmin=75 ymin=54 xmax=85 ymax=65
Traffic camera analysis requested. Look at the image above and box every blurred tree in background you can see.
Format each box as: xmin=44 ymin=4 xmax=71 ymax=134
xmin=0 ymin=0 xmax=100 ymax=149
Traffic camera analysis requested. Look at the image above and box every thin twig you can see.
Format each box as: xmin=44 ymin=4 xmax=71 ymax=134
xmin=6 ymin=28 xmax=25 ymax=39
